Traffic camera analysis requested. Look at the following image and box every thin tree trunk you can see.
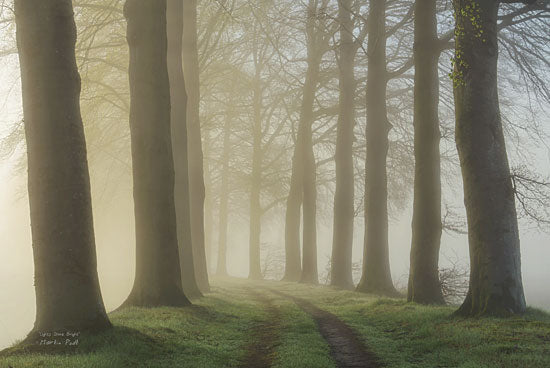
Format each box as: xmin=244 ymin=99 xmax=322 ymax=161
xmin=357 ymin=0 xmax=397 ymax=296
xmin=183 ymin=0 xmax=210 ymax=292
xmin=283 ymin=145 xmax=303 ymax=281
xmin=122 ymin=0 xmax=189 ymax=307
xmin=15 ymin=0 xmax=111 ymax=338
xmin=249 ymin=68 xmax=263 ymax=280
xmin=203 ymin=130 xmax=214 ymax=274
xmin=407 ymin=0 xmax=445 ymax=305
xmin=216 ymin=112 xmax=232 ymax=276
xmin=453 ymin=0 xmax=526 ymax=316
xmin=301 ymin=106 xmax=318 ymax=285
xmin=331 ymin=0 xmax=356 ymax=290
xmin=299 ymin=1 xmax=322 ymax=285
xmin=167 ymin=0 xmax=202 ymax=299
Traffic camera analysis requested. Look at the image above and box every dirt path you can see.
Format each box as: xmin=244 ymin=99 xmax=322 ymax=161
xmin=271 ymin=289 xmax=382 ymax=368
xmin=238 ymin=289 xmax=282 ymax=368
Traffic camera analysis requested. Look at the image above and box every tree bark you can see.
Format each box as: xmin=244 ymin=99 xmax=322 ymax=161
xmin=331 ymin=0 xmax=356 ymax=290
xmin=216 ymin=111 xmax=232 ymax=276
xmin=183 ymin=0 xmax=210 ymax=292
xmin=15 ymin=0 xmax=111 ymax=338
xmin=357 ymin=0 xmax=397 ymax=296
xmin=453 ymin=0 xmax=526 ymax=316
xmin=167 ymin=0 xmax=202 ymax=299
xmin=407 ymin=0 xmax=445 ymax=305
xmin=122 ymin=0 xmax=189 ymax=307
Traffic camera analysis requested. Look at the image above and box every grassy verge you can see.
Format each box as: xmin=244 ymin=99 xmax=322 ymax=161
xmin=0 ymin=280 xmax=334 ymax=368
xmin=1 ymin=278 xmax=548 ymax=368
xmin=270 ymin=281 xmax=550 ymax=368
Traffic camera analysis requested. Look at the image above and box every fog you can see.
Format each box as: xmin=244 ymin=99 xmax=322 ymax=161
xmin=1 ymin=162 xmax=549 ymax=349
xmin=0 ymin=0 xmax=549 ymax=352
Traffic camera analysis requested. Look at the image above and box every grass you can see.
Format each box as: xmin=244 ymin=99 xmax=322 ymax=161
xmin=271 ymin=281 xmax=550 ymax=368
xmin=0 ymin=278 xmax=549 ymax=367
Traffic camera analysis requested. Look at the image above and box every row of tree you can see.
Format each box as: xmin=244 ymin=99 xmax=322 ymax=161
xmin=7 ymin=0 xmax=550 ymax=339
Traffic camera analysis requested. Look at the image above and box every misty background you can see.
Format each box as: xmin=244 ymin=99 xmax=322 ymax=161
xmin=0 ymin=0 xmax=549 ymax=350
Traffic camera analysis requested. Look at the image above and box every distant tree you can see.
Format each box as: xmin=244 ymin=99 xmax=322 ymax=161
xmin=357 ymin=0 xmax=399 ymax=296
xmin=248 ymin=22 xmax=268 ymax=280
xmin=167 ymin=0 xmax=202 ymax=299
xmin=297 ymin=0 xmax=335 ymax=285
xmin=216 ymin=106 xmax=234 ymax=277
xmin=14 ymin=0 xmax=111 ymax=336
xmin=407 ymin=0 xmax=446 ymax=305
xmin=452 ymin=0 xmax=527 ymax=316
xmin=122 ymin=0 xmax=189 ymax=307
xmin=183 ymin=0 xmax=210 ymax=293
xmin=330 ymin=0 xmax=365 ymax=290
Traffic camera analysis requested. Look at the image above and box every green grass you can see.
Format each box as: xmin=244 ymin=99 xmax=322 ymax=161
xmin=1 ymin=278 xmax=549 ymax=368
xmin=270 ymin=281 xmax=550 ymax=368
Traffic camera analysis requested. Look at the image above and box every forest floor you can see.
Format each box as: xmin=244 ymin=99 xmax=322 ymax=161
xmin=1 ymin=278 xmax=550 ymax=368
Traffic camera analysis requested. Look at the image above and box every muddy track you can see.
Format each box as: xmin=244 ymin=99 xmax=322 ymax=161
xmin=270 ymin=289 xmax=382 ymax=368
xmin=238 ymin=289 xmax=282 ymax=368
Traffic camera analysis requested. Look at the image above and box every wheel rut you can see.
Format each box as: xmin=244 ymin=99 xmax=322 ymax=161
xmin=238 ymin=288 xmax=282 ymax=368
xmin=270 ymin=289 xmax=382 ymax=368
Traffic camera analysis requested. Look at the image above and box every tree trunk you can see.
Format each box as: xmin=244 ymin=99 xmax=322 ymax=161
xmin=453 ymin=0 xmax=526 ymax=316
xmin=407 ymin=0 xmax=445 ymax=305
xmin=167 ymin=0 xmax=202 ymax=299
xmin=301 ymin=106 xmax=319 ymax=285
xmin=203 ymin=130 xmax=214 ymax=274
xmin=283 ymin=145 xmax=303 ymax=281
xmin=249 ymin=69 xmax=263 ymax=280
xmin=15 ymin=0 xmax=111 ymax=338
xmin=183 ymin=0 xmax=210 ymax=292
xmin=299 ymin=2 xmax=321 ymax=285
xmin=357 ymin=0 xmax=397 ymax=296
xmin=216 ymin=112 xmax=232 ymax=276
xmin=331 ymin=0 xmax=356 ymax=290
xmin=122 ymin=0 xmax=189 ymax=307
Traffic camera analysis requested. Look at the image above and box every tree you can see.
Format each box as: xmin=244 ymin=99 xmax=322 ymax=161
xmin=216 ymin=106 xmax=234 ymax=277
xmin=122 ymin=0 xmax=190 ymax=307
xmin=298 ymin=0 xmax=333 ymax=285
xmin=330 ymin=0 xmax=363 ymax=290
xmin=357 ymin=0 xmax=399 ymax=296
xmin=15 ymin=0 xmax=111 ymax=337
xmin=183 ymin=0 xmax=210 ymax=293
xmin=167 ymin=0 xmax=202 ymax=299
xmin=452 ymin=0 xmax=526 ymax=316
xmin=407 ymin=0 xmax=446 ymax=305
xmin=249 ymin=34 xmax=266 ymax=280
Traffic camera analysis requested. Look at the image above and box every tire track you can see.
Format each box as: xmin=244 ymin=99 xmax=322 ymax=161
xmin=270 ymin=289 xmax=382 ymax=368
xmin=239 ymin=288 xmax=282 ymax=368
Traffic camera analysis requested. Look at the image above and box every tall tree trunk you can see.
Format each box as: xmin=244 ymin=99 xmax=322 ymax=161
xmin=299 ymin=1 xmax=322 ymax=285
xmin=357 ymin=0 xmax=397 ymax=296
xmin=282 ymin=145 xmax=303 ymax=281
xmin=301 ymin=105 xmax=318 ymax=285
xmin=453 ymin=0 xmax=526 ymax=316
xmin=203 ymin=130 xmax=214 ymax=273
xmin=249 ymin=69 xmax=263 ymax=280
xmin=216 ymin=112 xmax=232 ymax=276
xmin=167 ymin=0 xmax=202 ymax=299
xmin=15 ymin=0 xmax=111 ymax=338
xmin=183 ymin=0 xmax=210 ymax=292
xmin=331 ymin=0 xmax=356 ymax=290
xmin=407 ymin=0 xmax=445 ymax=305
xmin=122 ymin=0 xmax=189 ymax=307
